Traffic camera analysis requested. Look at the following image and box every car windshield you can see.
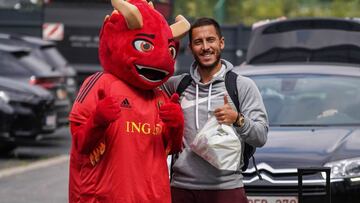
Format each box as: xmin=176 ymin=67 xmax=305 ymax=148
xmin=251 ymin=74 xmax=360 ymax=126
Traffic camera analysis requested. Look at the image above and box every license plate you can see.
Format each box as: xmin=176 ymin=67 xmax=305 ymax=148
xmin=45 ymin=114 xmax=57 ymax=126
xmin=248 ymin=196 xmax=298 ymax=203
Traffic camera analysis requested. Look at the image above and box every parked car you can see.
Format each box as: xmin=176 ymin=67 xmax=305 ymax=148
xmin=0 ymin=76 xmax=57 ymax=137
xmin=238 ymin=65 xmax=360 ymax=203
xmin=0 ymin=91 xmax=16 ymax=153
xmin=239 ymin=18 xmax=360 ymax=203
xmin=0 ymin=33 xmax=78 ymax=103
xmin=0 ymin=43 xmax=70 ymax=126
xmin=246 ymin=17 xmax=360 ymax=65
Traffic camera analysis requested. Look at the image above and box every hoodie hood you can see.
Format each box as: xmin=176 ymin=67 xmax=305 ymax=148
xmin=189 ymin=59 xmax=235 ymax=84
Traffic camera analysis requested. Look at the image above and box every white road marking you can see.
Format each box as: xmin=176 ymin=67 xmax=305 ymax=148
xmin=0 ymin=155 xmax=69 ymax=179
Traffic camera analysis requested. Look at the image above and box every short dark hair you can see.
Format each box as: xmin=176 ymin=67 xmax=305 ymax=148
xmin=189 ymin=17 xmax=222 ymax=42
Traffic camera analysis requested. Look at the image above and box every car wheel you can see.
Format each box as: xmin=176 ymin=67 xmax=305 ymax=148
xmin=0 ymin=142 xmax=17 ymax=154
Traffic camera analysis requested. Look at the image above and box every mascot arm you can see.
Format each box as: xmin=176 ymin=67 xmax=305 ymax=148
xmin=72 ymin=89 xmax=121 ymax=154
xmin=70 ymin=118 xmax=107 ymax=154
xmin=159 ymin=94 xmax=184 ymax=154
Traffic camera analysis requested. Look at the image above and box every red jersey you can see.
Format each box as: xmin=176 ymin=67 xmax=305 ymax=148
xmin=69 ymin=72 xmax=172 ymax=203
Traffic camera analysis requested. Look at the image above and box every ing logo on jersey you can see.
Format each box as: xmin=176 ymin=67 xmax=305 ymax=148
xmin=125 ymin=121 xmax=162 ymax=136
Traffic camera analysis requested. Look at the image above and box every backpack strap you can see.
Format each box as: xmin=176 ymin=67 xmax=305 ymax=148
xmin=176 ymin=74 xmax=192 ymax=96
xmin=225 ymin=71 xmax=262 ymax=179
xmin=170 ymin=74 xmax=192 ymax=181
xmin=225 ymin=71 xmax=239 ymax=111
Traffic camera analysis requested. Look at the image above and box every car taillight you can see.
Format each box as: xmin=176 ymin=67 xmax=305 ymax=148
xmin=29 ymin=76 xmax=63 ymax=89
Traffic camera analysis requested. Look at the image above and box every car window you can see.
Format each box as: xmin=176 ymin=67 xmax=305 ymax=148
xmin=250 ymin=45 xmax=360 ymax=64
xmin=31 ymin=46 xmax=67 ymax=69
xmin=0 ymin=52 xmax=31 ymax=76
xmin=251 ymin=74 xmax=360 ymax=126
xmin=41 ymin=47 xmax=67 ymax=68
xmin=15 ymin=52 xmax=54 ymax=74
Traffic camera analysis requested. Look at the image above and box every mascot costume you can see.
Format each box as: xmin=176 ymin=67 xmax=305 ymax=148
xmin=68 ymin=0 xmax=190 ymax=202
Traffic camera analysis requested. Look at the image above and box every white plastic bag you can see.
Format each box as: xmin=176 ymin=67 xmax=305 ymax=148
xmin=190 ymin=116 xmax=242 ymax=171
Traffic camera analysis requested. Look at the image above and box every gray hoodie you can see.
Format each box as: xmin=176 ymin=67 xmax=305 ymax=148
xmin=162 ymin=59 xmax=268 ymax=189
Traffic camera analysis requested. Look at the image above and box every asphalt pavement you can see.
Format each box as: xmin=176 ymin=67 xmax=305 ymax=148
xmin=0 ymin=156 xmax=69 ymax=203
xmin=0 ymin=127 xmax=71 ymax=203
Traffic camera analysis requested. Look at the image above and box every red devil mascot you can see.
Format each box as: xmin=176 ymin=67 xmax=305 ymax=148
xmin=68 ymin=0 xmax=190 ymax=202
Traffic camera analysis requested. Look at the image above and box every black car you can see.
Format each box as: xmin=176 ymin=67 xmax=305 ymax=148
xmin=0 ymin=43 xmax=70 ymax=126
xmin=238 ymin=18 xmax=360 ymax=203
xmin=0 ymin=76 xmax=57 ymax=138
xmin=239 ymin=65 xmax=360 ymax=203
xmin=0 ymin=91 xmax=16 ymax=153
xmin=0 ymin=33 xmax=78 ymax=103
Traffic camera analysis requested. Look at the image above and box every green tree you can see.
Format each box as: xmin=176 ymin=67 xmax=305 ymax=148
xmin=173 ymin=0 xmax=360 ymax=26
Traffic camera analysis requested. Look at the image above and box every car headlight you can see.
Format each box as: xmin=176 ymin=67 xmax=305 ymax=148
xmin=0 ymin=91 xmax=10 ymax=103
xmin=0 ymin=89 xmax=38 ymax=104
xmin=323 ymin=157 xmax=360 ymax=179
xmin=66 ymin=78 xmax=76 ymax=86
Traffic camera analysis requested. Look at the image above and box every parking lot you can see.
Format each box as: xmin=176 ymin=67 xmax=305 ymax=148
xmin=0 ymin=126 xmax=70 ymax=170
xmin=0 ymin=126 xmax=70 ymax=203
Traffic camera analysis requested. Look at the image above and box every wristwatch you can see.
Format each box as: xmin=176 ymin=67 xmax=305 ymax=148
xmin=234 ymin=112 xmax=245 ymax=128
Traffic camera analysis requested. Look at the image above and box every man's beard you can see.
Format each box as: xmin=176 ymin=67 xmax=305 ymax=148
xmin=194 ymin=52 xmax=221 ymax=69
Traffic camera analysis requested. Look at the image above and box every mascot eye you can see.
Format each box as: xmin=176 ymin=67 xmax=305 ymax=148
xmin=133 ymin=40 xmax=154 ymax=52
xmin=169 ymin=46 xmax=177 ymax=59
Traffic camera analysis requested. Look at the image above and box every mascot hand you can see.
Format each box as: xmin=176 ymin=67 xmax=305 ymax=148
xmin=93 ymin=89 xmax=121 ymax=127
xmin=159 ymin=94 xmax=184 ymax=128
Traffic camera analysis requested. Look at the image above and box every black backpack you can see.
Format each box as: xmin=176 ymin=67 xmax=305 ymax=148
xmin=175 ymin=71 xmax=260 ymax=176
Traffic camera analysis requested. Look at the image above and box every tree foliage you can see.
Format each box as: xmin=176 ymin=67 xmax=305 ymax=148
xmin=173 ymin=0 xmax=360 ymax=25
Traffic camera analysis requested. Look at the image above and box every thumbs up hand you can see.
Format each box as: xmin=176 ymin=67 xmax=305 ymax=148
xmin=93 ymin=89 xmax=121 ymax=127
xmin=160 ymin=93 xmax=184 ymax=154
xmin=159 ymin=93 xmax=184 ymax=128
xmin=214 ymin=95 xmax=238 ymax=125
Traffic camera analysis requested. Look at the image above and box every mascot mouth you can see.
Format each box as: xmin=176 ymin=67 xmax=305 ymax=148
xmin=135 ymin=65 xmax=169 ymax=82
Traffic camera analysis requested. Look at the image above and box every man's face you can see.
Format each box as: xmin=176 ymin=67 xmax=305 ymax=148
xmin=189 ymin=25 xmax=224 ymax=69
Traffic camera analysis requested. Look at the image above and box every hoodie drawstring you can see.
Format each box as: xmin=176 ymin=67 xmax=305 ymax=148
xmin=195 ymin=83 xmax=213 ymax=130
xmin=207 ymin=83 xmax=213 ymax=119
xmin=195 ymin=84 xmax=199 ymax=130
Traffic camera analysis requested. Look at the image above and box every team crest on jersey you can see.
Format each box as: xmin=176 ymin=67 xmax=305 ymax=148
xmin=157 ymin=100 xmax=164 ymax=109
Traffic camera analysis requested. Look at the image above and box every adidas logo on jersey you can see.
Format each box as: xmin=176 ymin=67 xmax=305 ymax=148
xmin=120 ymin=98 xmax=131 ymax=108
